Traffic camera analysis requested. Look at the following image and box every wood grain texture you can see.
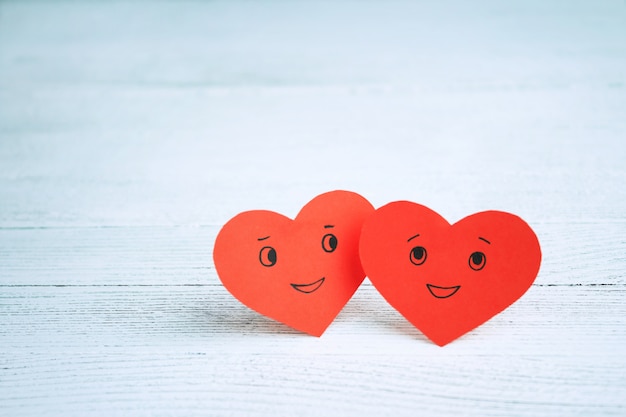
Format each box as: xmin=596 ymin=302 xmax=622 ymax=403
xmin=1 ymin=0 xmax=625 ymax=416
xmin=2 ymin=284 xmax=625 ymax=416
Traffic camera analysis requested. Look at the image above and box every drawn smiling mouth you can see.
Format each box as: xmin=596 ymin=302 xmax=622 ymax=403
xmin=426 ymin=284 xmax=461 ymax=299
xmin=291 ymin=277 xmax=325 ymax=294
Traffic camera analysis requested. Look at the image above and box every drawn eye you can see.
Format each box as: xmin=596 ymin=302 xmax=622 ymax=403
xmin=468 ymin=251 xmax=486 ymax=271
xmin=409 ymin=246 xmax=427 ymax=265
xmin=259 ymin=246 xmax=277 ymax=267
xmin=322 ymin=234 xmax=338 ymax=253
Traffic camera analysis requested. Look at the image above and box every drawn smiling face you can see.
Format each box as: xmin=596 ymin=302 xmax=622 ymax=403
xmin=408 ymin=233 xmax=490 ymax=299
xmin=213 ymin=191 xmax=375 ymax=336
xmin=256 ymin=226 xmax=338 ymax=294
xmin=359 ymin=201 xmax=542 ymax=346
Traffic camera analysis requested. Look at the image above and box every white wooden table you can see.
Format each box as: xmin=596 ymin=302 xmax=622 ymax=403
xmin=1 ymin=1 xmax=625 ymax=416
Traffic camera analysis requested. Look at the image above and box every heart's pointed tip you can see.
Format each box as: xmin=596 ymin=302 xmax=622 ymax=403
xmin=302 ymin=327 xmax=325 ymax=337
xmin=291 ymin=321 xmax=331 ymax=337
xmin=427 ymin=335 xmax=455 ymax=347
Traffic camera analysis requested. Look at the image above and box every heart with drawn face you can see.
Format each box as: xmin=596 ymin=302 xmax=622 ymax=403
xmin=359 ymin=201 xmax=541 ymax=346
xmin=213 ymin=190 xmax=375 ymax=336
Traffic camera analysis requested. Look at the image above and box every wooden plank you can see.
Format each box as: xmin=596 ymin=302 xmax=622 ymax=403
xmin=1 ymin=285 xmax=625 ymax=416
xmin=0 ymin=226 xmax=212 ymax=286
xmin=1 ymin=284 xmax=624 ymax=353
xmin=1 ymin=85 xmax=625 ymax=228
xmin=1 ymin=351 xmax=623 ymax=417
xmin=1 ymin=87 xmax=624 ymax=229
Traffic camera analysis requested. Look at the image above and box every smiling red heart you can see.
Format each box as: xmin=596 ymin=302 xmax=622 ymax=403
xmin=213 ymin=191 xmax=375 ymax=336
xmin=359 ymin=201 xmax=541 ymax=346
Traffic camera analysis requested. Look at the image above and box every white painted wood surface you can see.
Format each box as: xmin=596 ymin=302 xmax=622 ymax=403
xmin=1 ymin=1 xmax=625 ymax=416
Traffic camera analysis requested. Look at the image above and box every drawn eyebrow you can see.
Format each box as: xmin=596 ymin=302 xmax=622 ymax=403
xmin=479 ymin=237 xmax=491 ymax=244
xmin=407 ymin=233 xmax=420 ymax=242
xmin=324 ymin=225 xmax=334 ymax=229
xmin=257 ymin=236 xmax=271 ymax=241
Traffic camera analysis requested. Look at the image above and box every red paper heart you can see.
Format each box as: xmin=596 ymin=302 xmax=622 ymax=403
xmin=359 ymin=202 xmax=541 ymax=346
xmin=213 ymin=191 xmax=375 ymax=336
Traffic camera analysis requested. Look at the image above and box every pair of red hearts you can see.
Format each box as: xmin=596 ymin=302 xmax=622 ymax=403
xmin=213 ymin=190 xmax=541 ymax=346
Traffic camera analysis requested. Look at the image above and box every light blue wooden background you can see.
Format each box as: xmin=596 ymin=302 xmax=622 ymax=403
xmin=1 ymin=1 xmax=625 ymax=416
